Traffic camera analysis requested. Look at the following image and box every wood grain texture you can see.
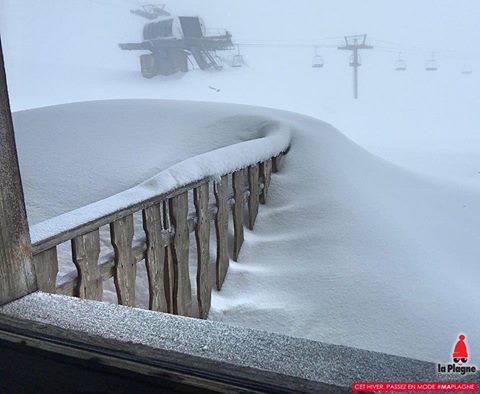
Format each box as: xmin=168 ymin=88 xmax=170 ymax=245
xmin=169 ymin=193 xmax=192 ymax=316
xmin=194 ymin=183 xmax=211 ymax=319
xmin=0 ymin=312 xmax=337 ymax=394
xmin=71 ymin=230 xmax=102 ymax=300
xmin=110 ymin=215 xmax=136 ymax=307
xmin=232 ymin=170 xmax=245 ymax=261
xmin=248 ymin=164 xmax=260 ymax=230
xmin=260 ymin=159 xmax=273 ymax=204
xmin=272 ymin=153 xmax=283 ymax=173
xmin=142 ymin=205 xmax=168 ymax=312
xmin=214 ymin=176 xmax=229 ymax=290
xmin=162 ymin=200 xmax=174 ymax=313
xmin=34 ymin=153 xmax=288 ymax=300
xmin=0 ymin=39 xmax=37 ymax=305
xmin=32 ymin=179 xmax=209 ymax=256
xmin=32 ymin=248 xmax=58 ymax=294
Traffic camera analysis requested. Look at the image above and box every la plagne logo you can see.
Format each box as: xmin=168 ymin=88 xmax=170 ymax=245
xmin=437 ymin=334 xmax=477 ymax=375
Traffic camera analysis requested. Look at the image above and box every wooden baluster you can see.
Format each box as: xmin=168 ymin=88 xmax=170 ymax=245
xmin=214 ymin=175 xmax=229 ymax=290
xmin=194 ymin=182 xmax=211 ymax=319
xmin=71 ymin=230 xmax=102 ymax=300
xmin=232 ymin=170 xmax=245 ymax=261
xmin=248 ymin=164 xmax=260 ymax=230
xmin=260 ymin=159 xmax=273 ymax=204
xmin=169 ymin=192 xmax=192 ymax=316
xmin=163 ymin=200 xmax=174 ymax=313
xmin=142 ymin=204 xmax=168 ymax=312
xmin=273 ymin=153 xmax=284 ymax=173
xmin=33 ymin=247 xmax=58 ymax=294
xmin=110 ymin=215 xmax=136 ymax=307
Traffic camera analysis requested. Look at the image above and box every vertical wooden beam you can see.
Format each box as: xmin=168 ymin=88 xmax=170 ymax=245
xmin=142 ymin=204 xmax=168 ymax=312
xmin=0 ymin=38 xmax=37 ymax=305
xmin=110 ymin=215 xmax=136 ymax=307
xmin=71 ymin=230 xmax=102 ymax=301
xmin=248 ymin=164 xmax=260 ymax=230
xmin=194 ymin=182 xmax=211 ymax=319
xmin=214 ymin=176 xmax=229 ymax=290
xmin=33 ymin=247 xmax=58 ymax=294
xmin=162 ymin=200 xmax=174 ymax=313
xmin=272 ymin=153 xmax=284 ymax=173
xmin=169 ymin=192 xmax=192 ymax=316
xmin=232 ymin=170 xmax=245 ymax=261
xmin=260 ymin=159 xmax=273 ymax=204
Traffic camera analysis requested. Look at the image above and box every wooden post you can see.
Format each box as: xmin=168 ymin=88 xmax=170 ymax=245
xmin=111 ymin=215 xmax=136 ymax=307
xmin=248 ymin=164 xmax=260 ymax=230
xmin=71 ymin=230 xmax=102 ymax=300
xmin=214 ymin=176 xmax=229 ymax=290
xmin=0 ymin=38 xmax=37 ymax=305
xmin=142 ymin=204 xmax=168 ymax=312
xmin=260 ymin=159 xmax=273 ymax=204
xmin=232 ymin=170 xmax=245 ymax=261
xmin=32 ymin=247 xmax=58 ymax=294
xmin=194 ymin=183 xmax=211 ymax=319
xmin=162 ymin=200 xmax=174 ymax=313
xmin=169 ymin=192 xmax=192 ymax=316
xmin=272 ymin=153 xmax=284 ymax=173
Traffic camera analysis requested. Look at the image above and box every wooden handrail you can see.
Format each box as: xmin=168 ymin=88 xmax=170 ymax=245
xmin=32 ymin=153 xmax=286 ymax=319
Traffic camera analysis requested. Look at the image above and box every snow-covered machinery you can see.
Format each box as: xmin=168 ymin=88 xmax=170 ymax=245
xmin=119 ymin=5 xmax=234 ymax=78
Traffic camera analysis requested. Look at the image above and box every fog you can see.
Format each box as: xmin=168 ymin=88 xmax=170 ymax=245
xmin=1 ymin=0 xmax=479 ymax=187
xmin=1 ymin=1 xmax=480 ymax=362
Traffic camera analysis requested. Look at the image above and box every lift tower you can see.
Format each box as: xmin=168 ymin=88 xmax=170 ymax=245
xmin=338 ymin=35 xmax=373 ymax=99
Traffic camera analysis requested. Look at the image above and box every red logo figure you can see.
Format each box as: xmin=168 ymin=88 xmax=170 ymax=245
xmin=452 ymin=334 xmax=468 ymax=365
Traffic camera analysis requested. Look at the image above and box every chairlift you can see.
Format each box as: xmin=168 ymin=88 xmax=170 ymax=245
xmin=312 ymin=47 xmax=324 ymax=68
xmin=425 ymin=54 xmax=438 ymax=71
xmin=394 ymin=54 xmax=407 ymax=71
xmin=461 ymin=63 xmax=473 ymax=75
xmin=232 ymin=44 xmax=244 ymax=67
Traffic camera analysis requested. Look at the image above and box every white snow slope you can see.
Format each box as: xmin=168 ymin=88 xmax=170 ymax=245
xmin=1 ymin=0 xmax=480 ymax=363
xmin=13 ymin=99 xmax=480 ymax=363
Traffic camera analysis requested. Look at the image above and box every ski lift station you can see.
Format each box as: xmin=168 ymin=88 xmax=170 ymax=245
xmin=119 ymin=5 xmax=234 ymax=78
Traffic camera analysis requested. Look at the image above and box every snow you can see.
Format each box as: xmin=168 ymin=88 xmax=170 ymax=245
xmin=21 ymin=100 xmax=290 ymax=243
xmin=2 ymin=292 xmax=461 ymax=387
xmin=13 ymin=99 xmax=480 ymax=363
xmin=1 ymin=0 xmax=479 ymax=364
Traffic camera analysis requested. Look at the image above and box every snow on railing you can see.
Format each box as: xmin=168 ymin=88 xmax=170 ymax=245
xmin=30 ymin=124 xmax=290 ymax=319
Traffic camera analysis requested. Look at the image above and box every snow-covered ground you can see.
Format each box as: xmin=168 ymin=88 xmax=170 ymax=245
xmin=14 ymin=99 xmax=480 ymax=364
xmin=1 ymin=0 xmax=479 ymax=362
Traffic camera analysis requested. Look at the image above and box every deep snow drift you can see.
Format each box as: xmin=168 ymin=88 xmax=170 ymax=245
xmin=1 ymin=0 xmax=480 ymax=189
xmin=2 ymin=0 xmax=479 ymax=365
xmin=13 ymin=99 xmax=480 ymax=363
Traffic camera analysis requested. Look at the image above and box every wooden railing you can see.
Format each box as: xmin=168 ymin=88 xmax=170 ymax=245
xmin=31 ymin=153 xmax=285 ymax=319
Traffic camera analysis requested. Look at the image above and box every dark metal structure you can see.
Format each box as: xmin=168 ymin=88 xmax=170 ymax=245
xmin=338 ymin=34 xmax=373 ymax=99
xmin=119 ymin=7 xmax=234 ymax=78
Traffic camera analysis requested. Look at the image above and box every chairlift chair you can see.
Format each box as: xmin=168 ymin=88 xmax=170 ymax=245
xmin=312 ymin=47 xmax=324 ymax=68
xmin=232 ymin=44 xmax=244 ymax=67
xmin=312 ymin=55 xmax=324 ymax=68
xmin=461 ymin=63 xmax=473 ymax=75
xmin=425 ymin=55 xmax=438 ymax=71
xmin=394 ymin=54 xmax=407 ymax=71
